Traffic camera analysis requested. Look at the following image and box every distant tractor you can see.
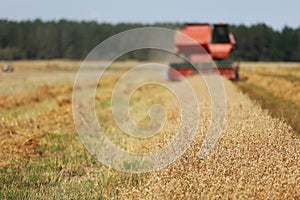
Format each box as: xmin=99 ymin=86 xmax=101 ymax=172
xmin=2 ymin=64 xmax=14 ymax=72
xmin=169 ymin=23 xmax=239 ymax=81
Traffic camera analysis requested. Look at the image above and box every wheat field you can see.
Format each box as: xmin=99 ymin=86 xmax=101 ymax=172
xmin=0 ymin=60 xmax=299 ymax=199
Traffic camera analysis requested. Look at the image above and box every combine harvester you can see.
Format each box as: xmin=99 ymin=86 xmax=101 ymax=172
xmin=169 ymin=23 xmax=239 ymax=81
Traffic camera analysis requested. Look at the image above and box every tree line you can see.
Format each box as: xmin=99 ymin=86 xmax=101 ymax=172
xmin=0 ymin=19 xmax=299 ymax=61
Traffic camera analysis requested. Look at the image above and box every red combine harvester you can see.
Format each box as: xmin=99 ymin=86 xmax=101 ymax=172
xmin=169 ymin=23 xmax=239 ymax=81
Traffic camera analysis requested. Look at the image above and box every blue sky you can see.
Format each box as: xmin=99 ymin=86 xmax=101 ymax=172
xmin=0 ymin=0 xmax=299 ymax=30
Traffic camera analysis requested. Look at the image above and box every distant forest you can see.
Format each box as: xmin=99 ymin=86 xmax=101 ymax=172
xmin=0 ymin=19 xmax=299 ymax=61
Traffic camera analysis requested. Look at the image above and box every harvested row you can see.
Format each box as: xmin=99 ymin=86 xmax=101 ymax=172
xmin=241 ymin=69 xmax=300 ymax=107
xmin=0 ymin=73 xmax=123 ymax=167
xmin=0 ymin=92 xmax=73 ymax=168
xmin=237 ymin=67 xmax=300 ymax=135
xmin=0 ymin=84 xmax=72 ymax=109
xmin=0 ymin=74 xmax=122 ymax=110
xmin=117 ymin=76 xmax=300 ymax=199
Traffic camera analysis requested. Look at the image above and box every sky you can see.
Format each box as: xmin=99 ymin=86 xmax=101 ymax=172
xmin=0 ymin=0 xmax=299 ymax=30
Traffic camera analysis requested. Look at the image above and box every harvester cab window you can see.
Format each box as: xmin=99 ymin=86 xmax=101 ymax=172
xmin=212 ymin=25 xmax=230 ymax=44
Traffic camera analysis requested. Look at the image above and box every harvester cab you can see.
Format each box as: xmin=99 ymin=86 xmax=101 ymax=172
xmin=169 ymin=23 xmax=239 ymax=81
